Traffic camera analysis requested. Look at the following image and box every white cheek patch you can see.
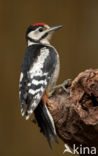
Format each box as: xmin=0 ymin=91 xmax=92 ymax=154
xmin=28 ymin=29 xmax=45 ymax=41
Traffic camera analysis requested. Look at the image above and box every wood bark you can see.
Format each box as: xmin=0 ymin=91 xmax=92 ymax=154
xmin=47 ymin=69 xmax=98 ymax=155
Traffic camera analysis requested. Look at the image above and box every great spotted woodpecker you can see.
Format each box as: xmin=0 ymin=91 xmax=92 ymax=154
xmin=19 ymin=23 xmax=62 ymax=146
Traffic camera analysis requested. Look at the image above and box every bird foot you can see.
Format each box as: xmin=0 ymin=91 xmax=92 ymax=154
xmin=53 ymin=79 xmax=72 ymax=94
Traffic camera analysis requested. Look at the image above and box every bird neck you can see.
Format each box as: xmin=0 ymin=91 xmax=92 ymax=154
xmin=28 ymin=40 xmax=38 ymax=46
xmin=27 ymin=39 xmax=50 ymax=46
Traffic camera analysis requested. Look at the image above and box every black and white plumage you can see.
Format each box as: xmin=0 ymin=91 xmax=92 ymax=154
xmin=19 ymin=23 xmax=62 ymax=146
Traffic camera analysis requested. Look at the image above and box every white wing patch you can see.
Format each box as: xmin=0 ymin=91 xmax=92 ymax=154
xmin=28 ymin=87 xmax=44 ymax=95
xmin=29 ymin=47 xmax=49 ymax=78
xmin=31 ymin=79 xmax=47 ymax=86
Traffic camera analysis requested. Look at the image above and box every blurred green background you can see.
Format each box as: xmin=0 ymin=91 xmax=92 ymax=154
xmin=0 ymin=0 xmax=98 ymax=156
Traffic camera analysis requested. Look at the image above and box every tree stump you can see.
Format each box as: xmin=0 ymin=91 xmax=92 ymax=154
xmin=47 ymin=69 xmax=98 ymax=156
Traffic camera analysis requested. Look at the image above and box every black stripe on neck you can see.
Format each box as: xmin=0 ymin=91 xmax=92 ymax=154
xmin=26 ymin=33 xmax=48 ymax=43
xmin=26 ymin=36 xmax=40 ymax=43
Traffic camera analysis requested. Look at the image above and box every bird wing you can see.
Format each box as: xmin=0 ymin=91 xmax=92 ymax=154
xmin=19 ymin=45 xmax=57 ymax=119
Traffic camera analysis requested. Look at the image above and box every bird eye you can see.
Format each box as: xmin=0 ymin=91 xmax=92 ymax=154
xmin=39 ymin=27 xmax=44 ymax=32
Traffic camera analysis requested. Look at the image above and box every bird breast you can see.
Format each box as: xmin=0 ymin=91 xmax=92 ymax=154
xmin=47 ymin=53 xmax=60 ymax=94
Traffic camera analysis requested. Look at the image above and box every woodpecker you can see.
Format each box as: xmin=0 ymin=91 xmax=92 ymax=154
xmin=19 ymin=23 xmax=62 ymax=146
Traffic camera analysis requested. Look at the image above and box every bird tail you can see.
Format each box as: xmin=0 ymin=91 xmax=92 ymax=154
xmin=34 ymin=100 xmax=58 ymax=148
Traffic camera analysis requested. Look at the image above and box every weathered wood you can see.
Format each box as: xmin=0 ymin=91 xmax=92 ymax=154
xmin=47 ymin=69 xmax=98 ymax=155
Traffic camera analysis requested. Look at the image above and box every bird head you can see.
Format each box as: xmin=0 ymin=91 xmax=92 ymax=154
xmin=26 ymin=23 xmax=62 ymax=45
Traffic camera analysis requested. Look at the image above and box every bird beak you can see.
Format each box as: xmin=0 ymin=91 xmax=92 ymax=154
xmin=46 ymin=25 xmax=63 ymax=33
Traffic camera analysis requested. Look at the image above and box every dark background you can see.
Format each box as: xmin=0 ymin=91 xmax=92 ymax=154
xmin=0 ymin=0 xmax=98 ymax=156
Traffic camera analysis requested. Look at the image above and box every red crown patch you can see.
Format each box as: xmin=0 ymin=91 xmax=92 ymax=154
xmin=32 ymin=23 xmax=47 ymax=26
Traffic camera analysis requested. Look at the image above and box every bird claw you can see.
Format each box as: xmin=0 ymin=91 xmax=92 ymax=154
xmin=53 ymin=79 xmax=72 ymax=94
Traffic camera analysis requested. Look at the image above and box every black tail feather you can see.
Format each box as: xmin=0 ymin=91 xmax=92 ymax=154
xmin=34 ymin=100 xmax=58 ymax=147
